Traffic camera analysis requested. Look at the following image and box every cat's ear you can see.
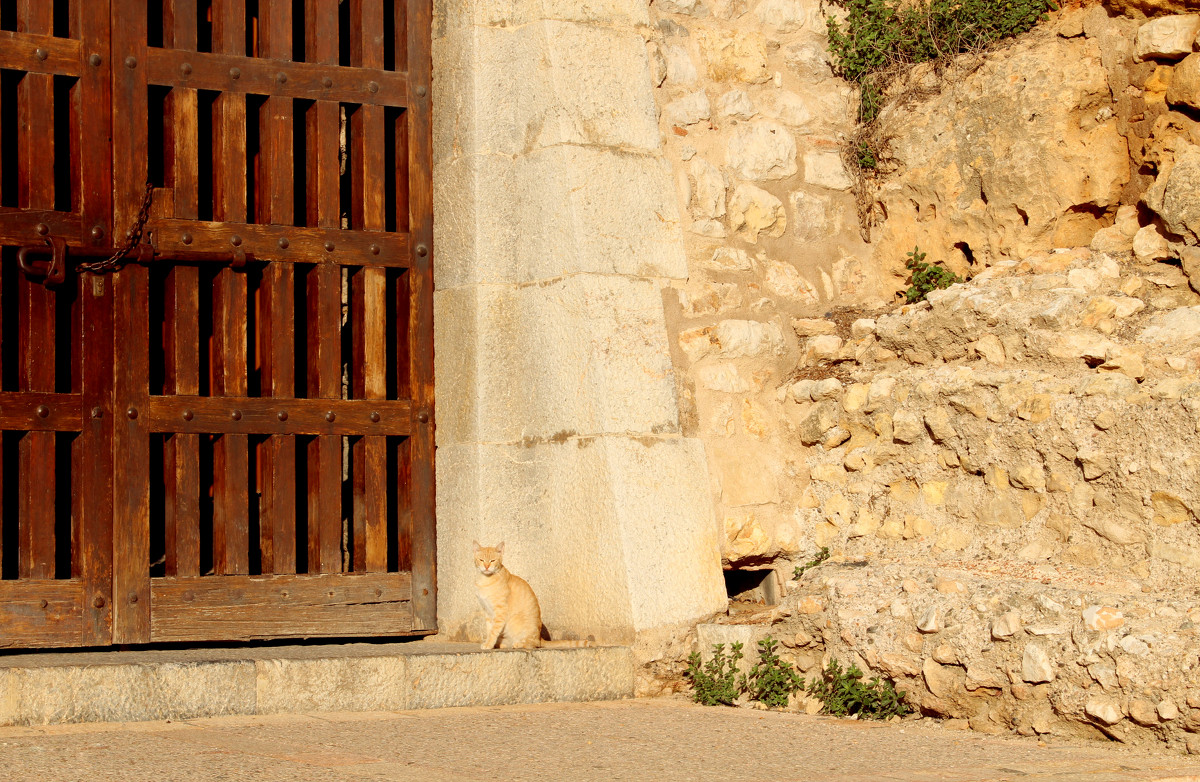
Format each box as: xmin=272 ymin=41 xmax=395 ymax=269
xmin=472 ymin=540 xmax=481 ymax=554
xmin=497 ymin=541 xmax=505 ymax=554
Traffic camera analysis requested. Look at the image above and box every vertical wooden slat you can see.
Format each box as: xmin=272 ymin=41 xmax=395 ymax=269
xmin=111 ymin=264 xmax=151 ymax=644
xmin=257 ymin=0 xmax=293 ymax=227
xmin=257 ymin=0 xmax=297 ymax=576
xmin=79 ymin=272 xmax=114 ymax=645
xmin=15 ymin=0 xmax=58 ymax=582
xmin=259 ymin=264 xmax=296 ymax=574
xmin=350 ymin=0 xmax=387 ymax=573
xmin=79 ymin=0 xmax=113 ymax=252
xmin=306 ymin=264 xmax=341 ymax=574
xmin=111 ymin=0 xmax=148 ymax=237
xmin=164 ymin=0 xmax=200 ymax=220
xmin=305 ymin=0 xmax=342 ymax=575
xmin=211 ymin=266 xmax=250 ymax=576
xmin=407 ymin=0 xmax=436 ymax=629
xmin=209 ymin=0 xmax=250 ymax=576
xmin=163 ymin=266 xmax=201 ymax=577
xmin=16 ymin=280 xmax=55 ymax=581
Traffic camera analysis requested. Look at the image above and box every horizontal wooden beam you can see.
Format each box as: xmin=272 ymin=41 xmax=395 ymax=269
xmin=0 ymin=209 xmax=86 ymax=249
xmin=148 ymin=218 xmax=411 ymax=267
xmin=145 ymin=48 xmax=410 ymax=107
xmin=0 ymin=580 xmax=85 ymax=649
xmin=150 ymin=572 xmax=415 ymax=642
xmin=147 ymin=396 xmax=413 ymax=435
xmin=0 ymin=392 xmax=83 ymax=431
xmin=0 ymin=31 xmax=83 ymax=77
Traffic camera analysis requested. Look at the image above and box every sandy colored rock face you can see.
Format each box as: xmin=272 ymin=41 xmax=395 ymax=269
xmin=872 ymin=33 xmax=1128 ymax=281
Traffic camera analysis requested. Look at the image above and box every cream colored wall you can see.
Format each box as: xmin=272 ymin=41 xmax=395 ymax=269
xmin=430 ymin=0 xmax=727 ymax=650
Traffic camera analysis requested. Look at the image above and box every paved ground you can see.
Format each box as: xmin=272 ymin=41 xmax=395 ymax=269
xmin=4 ymin=699 xmax=1200 ymax=782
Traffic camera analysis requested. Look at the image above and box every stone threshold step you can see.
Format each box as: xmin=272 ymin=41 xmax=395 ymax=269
xmin=0 ymin=641 xmax=633 ymax=726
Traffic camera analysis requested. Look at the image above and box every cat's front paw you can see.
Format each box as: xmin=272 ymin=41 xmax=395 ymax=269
xmin=480 ymin=642 xmax=492 ymax=650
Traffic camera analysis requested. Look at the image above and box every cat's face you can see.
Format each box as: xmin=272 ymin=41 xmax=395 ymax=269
xmin=472 ymin=541 xmax=504 ymax=575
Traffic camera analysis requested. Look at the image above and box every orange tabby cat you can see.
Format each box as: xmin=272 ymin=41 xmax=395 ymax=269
xmin=473 ymin=541 xmax=593 ymax=649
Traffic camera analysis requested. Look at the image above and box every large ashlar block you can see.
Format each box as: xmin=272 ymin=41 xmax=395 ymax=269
xmin=436 ymin=436 xmax=726 ymax=644
xmin=435 ymin=274 xmax=683 ymax=445
xmin=432 ymin=20 xmax=658 ymax=162
xmin=434 ymin=145 xmax=687 ymax=289
xmin=435 ymin=0 xmax=651 ymax=33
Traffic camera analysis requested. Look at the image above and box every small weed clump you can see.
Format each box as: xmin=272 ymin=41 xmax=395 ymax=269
xmin=741 ymin=637 xmax=806 ymax=708
xmin=826 ymin=0 xmax=1059 ymax=126
xmin=686 ymin=639 xmax=909 ymax=718
xmin=684 ymin=642 xmax=744 ymax=706
xmin=806 ymin=658 xmax=911 ymax=720
xmin=904 ymin=246 xmax=962 ymax=303
xmin=792 ymin=546 xmax=831 ymax=580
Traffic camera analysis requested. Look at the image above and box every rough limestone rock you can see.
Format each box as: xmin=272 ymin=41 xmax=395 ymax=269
xmin=728 ymin=184 xmax=786 ymax=242
xmin=726 ymin=121 xmax=798 ymax=180
xmin=873 ymin=33 xmax=1128 ymax=281
xmin=1167 ymin=53 xmax=1200 ymax=108
xmin=1134 ymin=14 xmax=1200 ymax=61
xmin=1144 ymin=144 xmax=1200 ymax=243
xmin=1106 ymin=0 xmax=1200 ymax=19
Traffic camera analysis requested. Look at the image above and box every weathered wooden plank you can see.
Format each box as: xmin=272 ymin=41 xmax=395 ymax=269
xmin=17 ymin=269 xmax=56 ymax=581
xmin=144 ymin=49 xmax=410 ymax=107
xmin=149 ymin=396 xmax=412 ymax=435
xmin=146 ymin=219 xmax=410 ymax=266
xmin=77 ymin=272 xmax=114 ymax=645
xmin=258 ymin=261 xmax=296 ymax=574
xmin=149 ymin=572 xmax=414 ymax=641
xmin=306 ymin=263 xmax=342 ymax=574
xmin=77 ymin=0 xmax=113 ymax=253
xmin=111 ymin=0 xmax=149 ymax=236
xmin=212 ymin=1 xmax=248 ymax=225
xmin=0 ymin=580 xmax=85 ymax=649
xmin=352 ymin=270 xmax=387 ymax=572
xmin=163 ymin=266 xmax=201 ymax=577
xmin=164 ymin=0 xmax=199 ymax=220
xmin=0 ymin=31 xmax=82 ymax=76
xmin=0 ymin=210 xmax=85 ymax=249
xmin=111 ymin=263 xmax=151 ymax=644
xmin=211 ymin=267 xmax=250 ymax=576
xmin=0 ymin=392 xmax=83 ymax=431
xmin=396 ymin=434 xmax=412 ymax=572
xmin=408 ymin=0 xmax=436 ymax=630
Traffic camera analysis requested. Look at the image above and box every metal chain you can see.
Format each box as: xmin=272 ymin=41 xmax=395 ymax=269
xmin=79 ymin=181 xmax=155 ymax=273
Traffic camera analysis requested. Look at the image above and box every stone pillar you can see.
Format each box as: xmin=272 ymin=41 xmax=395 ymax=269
xmin=432 ymin=0 xmax=726 ymax=646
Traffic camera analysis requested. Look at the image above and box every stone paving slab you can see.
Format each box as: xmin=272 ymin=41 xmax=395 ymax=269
xmin=0 ymin=642 xmax=633 ymax=726
xmin=3 ymin=699 xmax=1200 ymax=781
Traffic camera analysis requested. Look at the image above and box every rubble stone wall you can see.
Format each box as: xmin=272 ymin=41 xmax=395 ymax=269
xmin=647 ymin=0 xmax=1200 ymax=749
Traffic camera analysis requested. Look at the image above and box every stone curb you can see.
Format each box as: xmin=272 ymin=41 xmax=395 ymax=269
xmin=0 ymin=642 xmax=634 ymax=726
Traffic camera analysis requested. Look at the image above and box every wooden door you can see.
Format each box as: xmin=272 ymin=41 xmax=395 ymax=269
xmin=0 ymin=0 xmax=434 ymax=649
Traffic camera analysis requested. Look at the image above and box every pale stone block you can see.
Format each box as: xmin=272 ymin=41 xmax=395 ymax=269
xmin=530 ymin=647 xmax=637 ymax=703
xmin=717 ymin=88 xmax=756 ymax=119
xmin=255 ymin=657 xmax=408 ymax=714
xmin=435 ymin=437 xmax=725 ymax=643
xmin=665 ymin=89 xmax=712 ymax=127
xmin=0 ymin=662 xmax=256 ymax=725
xmin=434 ymin=276 xmax=682 ymax=445
xmin=434 ymin=146 xmax=687 ymax=288
xmin=487 ymin=0 xmax=651 ymax=27
xmin=438 ymin=22 xmax=658 ymax=159
xmin=727 ymin=120 xmax=798 ymax=181
xmin=663 ymin=43 xmax=699 ymax=85
xmin=728 ymin=184 xmax=786 ymax=243
xmin=1135 ymin=14 xmax=1200 ymax=61
xmin=803 ymin=151 xmax=852 ymax=190
xmin=407 ymin=650 xmax=547 ymax=708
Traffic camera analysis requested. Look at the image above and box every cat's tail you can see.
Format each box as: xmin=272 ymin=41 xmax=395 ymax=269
xmin=541 ymin=638 xmax=595 ymax=648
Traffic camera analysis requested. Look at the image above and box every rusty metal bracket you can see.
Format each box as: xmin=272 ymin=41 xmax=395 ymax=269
xmin=17 ymin=236 xmax=68 ymax=286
